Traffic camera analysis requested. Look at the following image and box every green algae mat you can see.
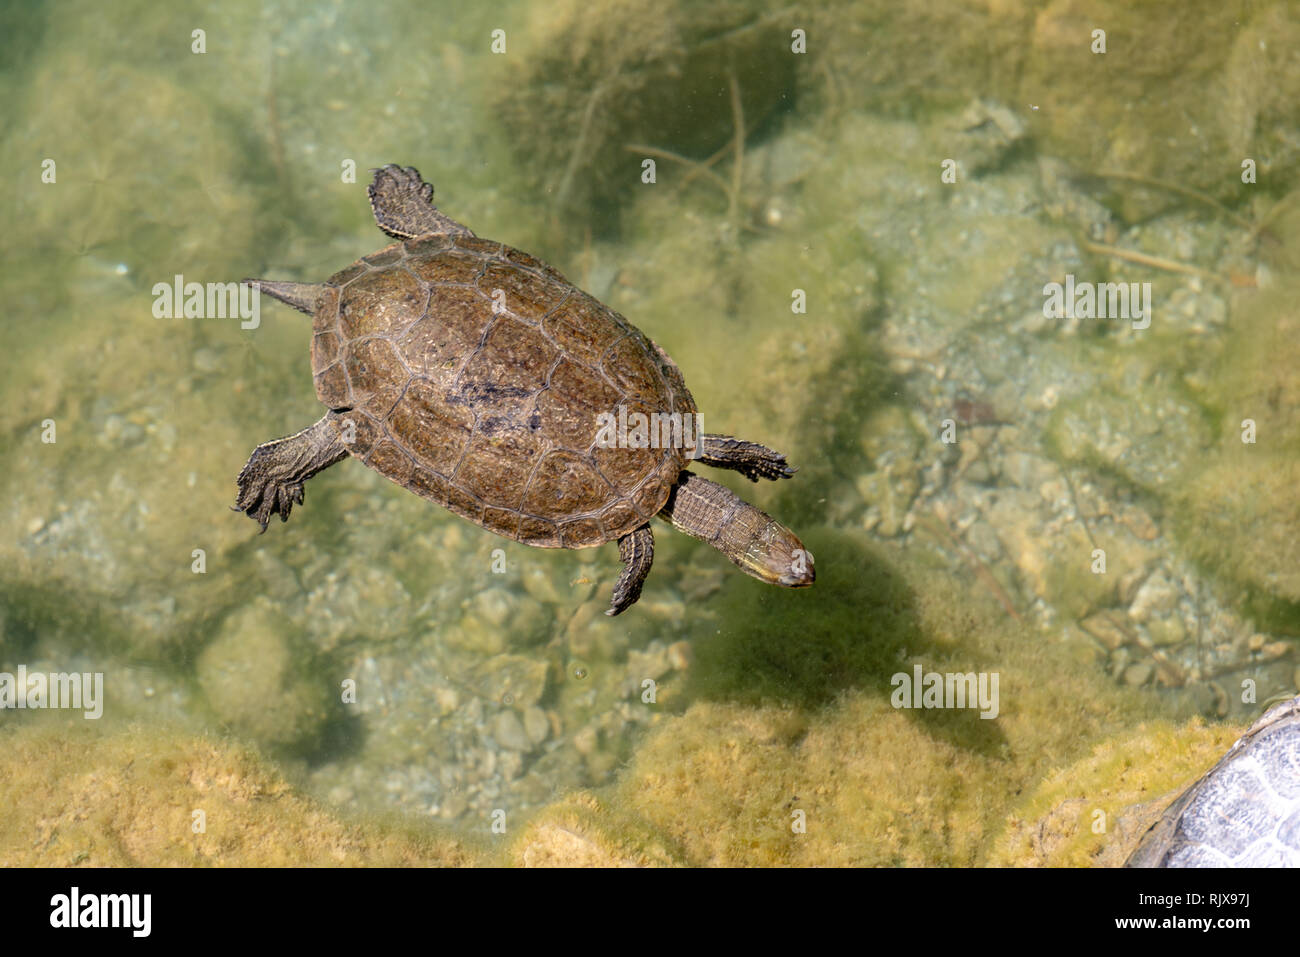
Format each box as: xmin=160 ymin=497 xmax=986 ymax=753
xmin=2 ymin=0 xmax=1299 ymax=868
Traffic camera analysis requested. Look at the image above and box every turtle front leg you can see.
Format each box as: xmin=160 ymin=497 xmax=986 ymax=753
xmin=233 ymin=413 xmax=350 ymax=531
xmin=368 ymin=165 xmax=475 ymax=241
xmin=697 ymin=434 xmax=796 ymax=482
xmin=606 ymin=524 xmax=655 ymax=616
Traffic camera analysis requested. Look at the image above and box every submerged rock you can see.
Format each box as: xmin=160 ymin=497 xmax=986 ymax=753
xmin=0 ymin=721 xmax=474 ymax=866
xmin=991 ymin=717 xmax=1259 ymax=867
xmin=1021 ymin=1 xmax=1300 ymax=221
xmin=197 ymin=600 xmax=335 ymax=752
xmin=510 ymin=793 xmax=683 ymax=867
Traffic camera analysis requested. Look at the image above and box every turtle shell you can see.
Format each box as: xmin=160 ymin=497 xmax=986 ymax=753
xmin=1126 ymin=695 xmax=1300 ymax=867
xmin=308 ymin=234 xmax=697 ymax=548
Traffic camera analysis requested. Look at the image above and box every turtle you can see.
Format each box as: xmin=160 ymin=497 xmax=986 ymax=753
xmin=234 ymin=165 xmax=815 ymax=616
xmin=1126 ymin=694 xmax=1300 ymax=867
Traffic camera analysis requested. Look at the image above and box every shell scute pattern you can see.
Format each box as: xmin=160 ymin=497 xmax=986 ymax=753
xmin=310 ymin=238 xmax=691 ymax=546
xmin=1128 ymin=696 xmax=1300 ymax=867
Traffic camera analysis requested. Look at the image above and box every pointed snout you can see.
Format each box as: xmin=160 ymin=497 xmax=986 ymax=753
xmin=740 ymin=525 xmax=815 ymax=588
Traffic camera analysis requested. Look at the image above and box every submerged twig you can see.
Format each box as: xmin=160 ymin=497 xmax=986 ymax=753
xmin=624 ymin=66 xmax=763 ymax=238
xmin=622 ymin=143 xmax=735 ymax=198
xmin=1080 ymin=239 xmax=1228 ymax=283
xmin=1095 ymin=169 xmax=1255 ymax=233
xmin=915 ymin=512 xmax=1023 ymax=623
xmin=556 ymin=80 xmax=609 ymax=212
xmin=727 ymin=69 xmax=745 ymax=225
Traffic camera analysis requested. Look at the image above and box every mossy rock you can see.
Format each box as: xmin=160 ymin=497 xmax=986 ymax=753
xmin=805 ymin=0 xmax=1028 ymax=118
xmin=1176 ymin=454 xmax=1300 ymax=610
xmin=1172 ymin=277 xmax=1300 ymax=611
xmin=197 ymin=599 xmax=336 ymax=753
xmin=8 ymin=54 xmax=261 ymax=274
xmin=0 ymin=720 xmax=475 ymax=866
xmin=577 ymin=532 xmax=1173 ymax=865
xmin=509 ymin=792 xmax=684 ymax=867
xmin=989 ymin=718 xmax=1245 ymax=867
xmin=1020 ymin=0 xmax=1300 ymax=220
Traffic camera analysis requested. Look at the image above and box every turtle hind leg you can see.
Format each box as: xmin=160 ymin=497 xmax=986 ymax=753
xmin=697 ymin=434 xmax=796 ymax=482
xmin=368 ymin=165 xmax=475 ymax=241
xmin=233 ymin=413 xmax=350 ymax=531
xmin=606 ymin=524 xmax=655 ymax=616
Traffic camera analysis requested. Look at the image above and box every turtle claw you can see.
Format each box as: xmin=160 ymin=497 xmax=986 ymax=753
xmin=234 ymin=463 xmax=304 ymax=531
xmin=736 ymin=459 xmax=796 ymax=483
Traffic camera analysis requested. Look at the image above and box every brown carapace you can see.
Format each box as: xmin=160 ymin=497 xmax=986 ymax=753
xmin=234 ymin=165 xmax=814 ymax=615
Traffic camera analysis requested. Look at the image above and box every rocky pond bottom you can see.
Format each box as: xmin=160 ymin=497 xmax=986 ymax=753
xmin=2 ymin=0 xmax=1298 ymax=866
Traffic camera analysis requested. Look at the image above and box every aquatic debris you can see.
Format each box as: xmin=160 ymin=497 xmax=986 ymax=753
xmin=492 ymin=0 xmax=795 ymax=219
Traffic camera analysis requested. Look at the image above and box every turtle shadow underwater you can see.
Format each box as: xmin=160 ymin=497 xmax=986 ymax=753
xmin=676 ymin=526 xmax=1011 ymax=760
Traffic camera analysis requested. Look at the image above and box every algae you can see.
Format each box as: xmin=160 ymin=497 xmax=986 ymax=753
xmin=989 ymin=718 xmax=1244 ymax=867
xmin=492 ymin=0 xmax=797 ymax=223
xmin=0 ymin=719 xmax=477 ymax=867
xmin=1168 ymin=276 xmax=1300 ymax=620
xmin=595 ymin=534 xmax=1177 ymax=866
xmin=2 ymin=0 xmax=1297 ymax=869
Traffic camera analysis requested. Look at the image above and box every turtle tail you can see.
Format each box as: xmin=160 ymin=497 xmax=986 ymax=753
xmin=659 ymin=471 xmax=814 ymax=588
xmin=243 ymin=279 xmax=329 ymax=316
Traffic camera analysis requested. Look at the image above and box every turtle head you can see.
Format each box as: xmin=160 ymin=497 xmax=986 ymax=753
xmin=743 ymin=526 xmax=816 ymax=588
xmin=660 ymin=472 xmax=815 ymax=590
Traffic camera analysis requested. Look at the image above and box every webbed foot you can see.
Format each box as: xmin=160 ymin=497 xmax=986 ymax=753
xmin=233 ymin=414 xmax=350 ymax=531
xmin=697 ymin=434 xmax=796 ymax=482
xmin=368 ymin=164 xmax=474 ymax=241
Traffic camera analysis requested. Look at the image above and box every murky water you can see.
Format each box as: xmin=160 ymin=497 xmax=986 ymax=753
xmin=2 ymin=0 xmax=1298 ymax=866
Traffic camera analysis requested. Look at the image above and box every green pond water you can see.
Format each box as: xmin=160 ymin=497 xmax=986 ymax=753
xmin=1 ymin=0 xmax=1298 ymax=865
